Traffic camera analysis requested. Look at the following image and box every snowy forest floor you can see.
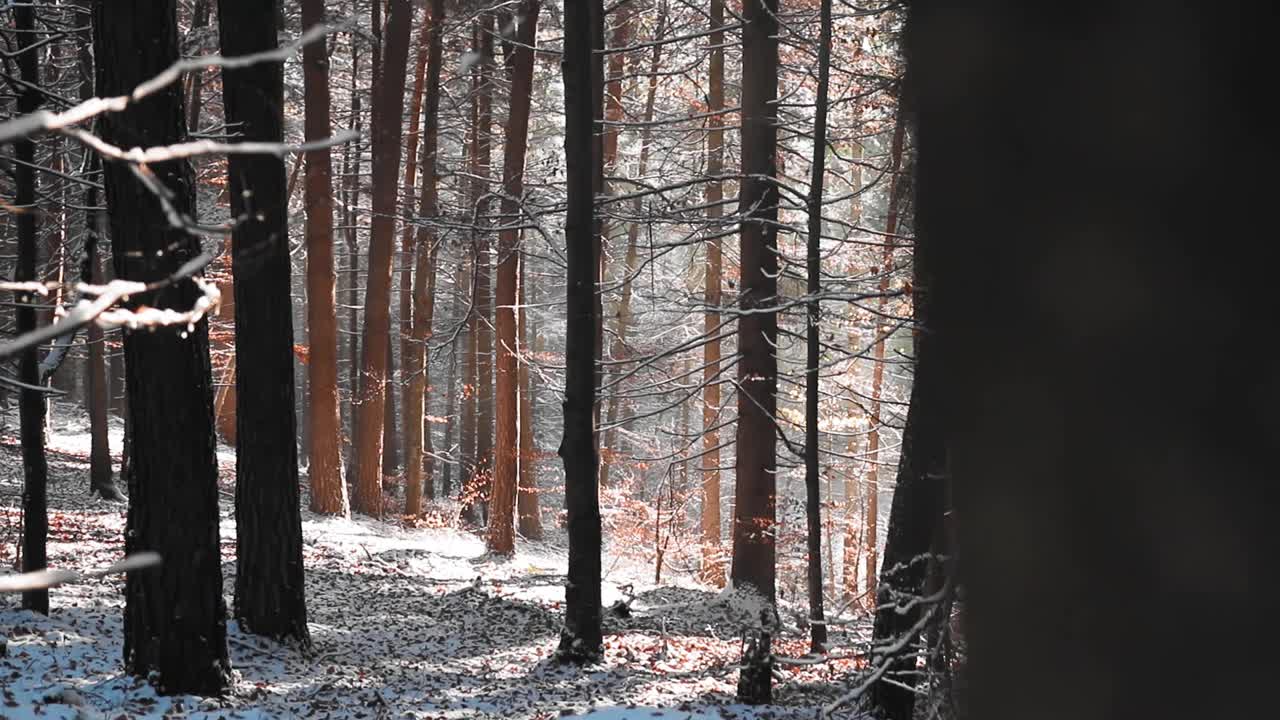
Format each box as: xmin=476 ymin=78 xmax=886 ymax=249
xmin=0 ymin=405 xmax=871 ymax=719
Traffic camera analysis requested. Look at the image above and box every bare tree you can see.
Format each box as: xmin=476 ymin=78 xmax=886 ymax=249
xmin=94 ymin=0 xmax=231 ymax=694
xmin=352 ymin=0 xmax=414 ymax=516
xmin=557 ymin=0 xmax=604 ymax=665
xmin=490 ymin=0 xmax=542 ymax=555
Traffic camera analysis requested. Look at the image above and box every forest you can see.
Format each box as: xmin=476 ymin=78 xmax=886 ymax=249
xmin=1 ymin=1 xmax=1270 ymax=719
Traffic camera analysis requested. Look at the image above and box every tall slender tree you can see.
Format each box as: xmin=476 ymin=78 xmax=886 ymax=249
xmin=472 ymin=12 xmax=496 ymax=517
xmin=216 ymin=0 xmax=310 ymax=644
xmin=731 ymin=0 xmax=780 ymax=704
xmin=803 ymin=0 xmax=833 ymax=654
xmin=14 ymin=0 xmax=49 ymax=616
xmin=557 ymin=0 xmax=604 ymax=664
xmin=863 ymin=111 xmax=907 ymax=604
xmin=301 ymin=0 xmax=350 ymax=516
xmin=352 ymin=0 xmax=415 ymax=516
xmin=516 ymin=254 xmax=541 ymax=539
xmin=94 ymin=0 xmax=230 ymax=694
xmin=405 ymin=0 xmax=447 ymax=515
xmin=700 ymin=0 xmax=727 ymax=587
xmin=489 ymin=0 xmax=542 ymax=555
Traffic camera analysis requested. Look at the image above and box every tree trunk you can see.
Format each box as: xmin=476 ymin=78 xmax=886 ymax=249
xmin=472 ymin=13 xmax=496 ymax=519
xmin=842 ymin=140 xmax=865 ymax=604
xmin=556 ymin=0 xmax=604 ymax=664
xmin=803 ymin=0 xmax=833 ymax=655
xmin=84 ymin=169 xmax=116 ymax=499
xmin=864 ymin=112 xmax=907 ymax=607
xmin=700 ymin=0 xmax=726 ymax=587
xmin=731 ymin=0 xmax=779 ymax=702
xmin=185 ymin=0 xmax=211 ymax=132
xmin=516 ymin=251 xmax=541 ymax=539
xmin=730 ymin=0 xmax=779 ymax=606
xmin=396 ymin=5 xmax=432 ymax=497
xmin=489 ymin=0 xmax=541 ymax=555
xmin=866 ymin=222 xmax=945 ymax=720
xmin=405 ymin=0 xmax=446 ymax=516
xmin=441 ymin=330 xmax=458 ymax=497
xmin=216 ymin=0 xmax=310 ymax=645
xmin=300 ymin=0 xmax=349 ymax=516
xmin=341 ymin=45 xmax=363 ymax=467
xmin=352 ymin=0 xmax=414 ymax=516
xmin=15 ymin=1 xmax=49 ymax=616
xmin=94 ymin=0 xmax=230 ymax=694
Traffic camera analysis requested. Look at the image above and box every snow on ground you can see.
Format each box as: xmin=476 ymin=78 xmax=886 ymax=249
xmin=1 ymin=405 xmax=870 ymax=719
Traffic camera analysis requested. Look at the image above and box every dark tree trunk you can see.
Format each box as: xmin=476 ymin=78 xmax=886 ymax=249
xmin=185 ymin=0 xmax=211 ymax=132
xmin=84 ymin=172 xmax=117 ymax=499
xmin=909 ymin=3 xmax=1275 ymax=720
xmin=217 ymin=0 xmax=310 ymax=645
xmin=803 ymin=0 xmax=833 ymax=655
xmin=352 ymin=0 xmax=414 ymax=516
xmin=556 ymin=0 xmax=604 ymax=665
xmin=301 ymin=0 xmax=350 ymax=516
xmin=15 ymin=1 xmax=49 ymax=616
xmin=94 ymin=0 xmax=230 ymax=695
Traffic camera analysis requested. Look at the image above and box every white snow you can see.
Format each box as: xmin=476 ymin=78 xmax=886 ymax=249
xmin=1 ymin=404 xmax=871 ymax=718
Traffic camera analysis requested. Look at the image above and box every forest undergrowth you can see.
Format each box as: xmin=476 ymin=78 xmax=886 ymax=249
xmin=0 ymin=405 xmax=871 ymax=719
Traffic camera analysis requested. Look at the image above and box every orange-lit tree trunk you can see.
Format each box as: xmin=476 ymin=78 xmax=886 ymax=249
xmin=700 ymin=0 xmax=727 ymax=587
xmin=732 ymin=0 xmax=779 ymax=703
xmin=397 ymin=5 xmax=433 ymax=492
xmin=352 ymin=0 xmax=413 ymax=516
xmin=301 ymin=0 xmax=350 ymax=516
xmin=489 ymin=0 xmax=541 ymax=555
xmin=864 ymin=112 xmax=907 ymax=605
xmin=405 ymin=0 xmax=446 ymax=515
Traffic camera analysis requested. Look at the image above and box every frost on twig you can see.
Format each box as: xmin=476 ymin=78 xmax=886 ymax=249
xmin=0 ymin=253 xmax=220 ymax=361
xmin=0 ymin=552 xmax=161 ymax=593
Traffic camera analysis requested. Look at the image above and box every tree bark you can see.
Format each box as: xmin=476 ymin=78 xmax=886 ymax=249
xmin=85 ymin=190 xmax=114 ymax=499
xmin=94 ymin=0 xmax=230 ymax=694
xmin=700 ymin=0 xmax=726 ymax=587
xmin=352 ymin=0 xmax=414 ymax=516
xmin=516 ymin=251 xmax=541 ymax=539
xmin=301 ymin=0 xmax=349 ymax=516
xmin=15 ymin=1 xmax=48 ymax=616
xmin=730 ymin=0 xmax=779 ymax=605
xmin=472 ymin=13 xmax=496 ymax=518
xmin=489 ymin=0 xmax=541 ymax=555
xmin=216 ymin=0 xmax=310 ymax=644
xmin=864 ymin=111 xmax=907 ymax=607
xmin=405 ymin=0 xmax=446 ymax=516
xmin=731 ymin=0 xmax=779 ymax=702
xmin=803 ymin=0 xmax=833 ymax=654
xmin=556 ymin=0 xmax=604 ymax=664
